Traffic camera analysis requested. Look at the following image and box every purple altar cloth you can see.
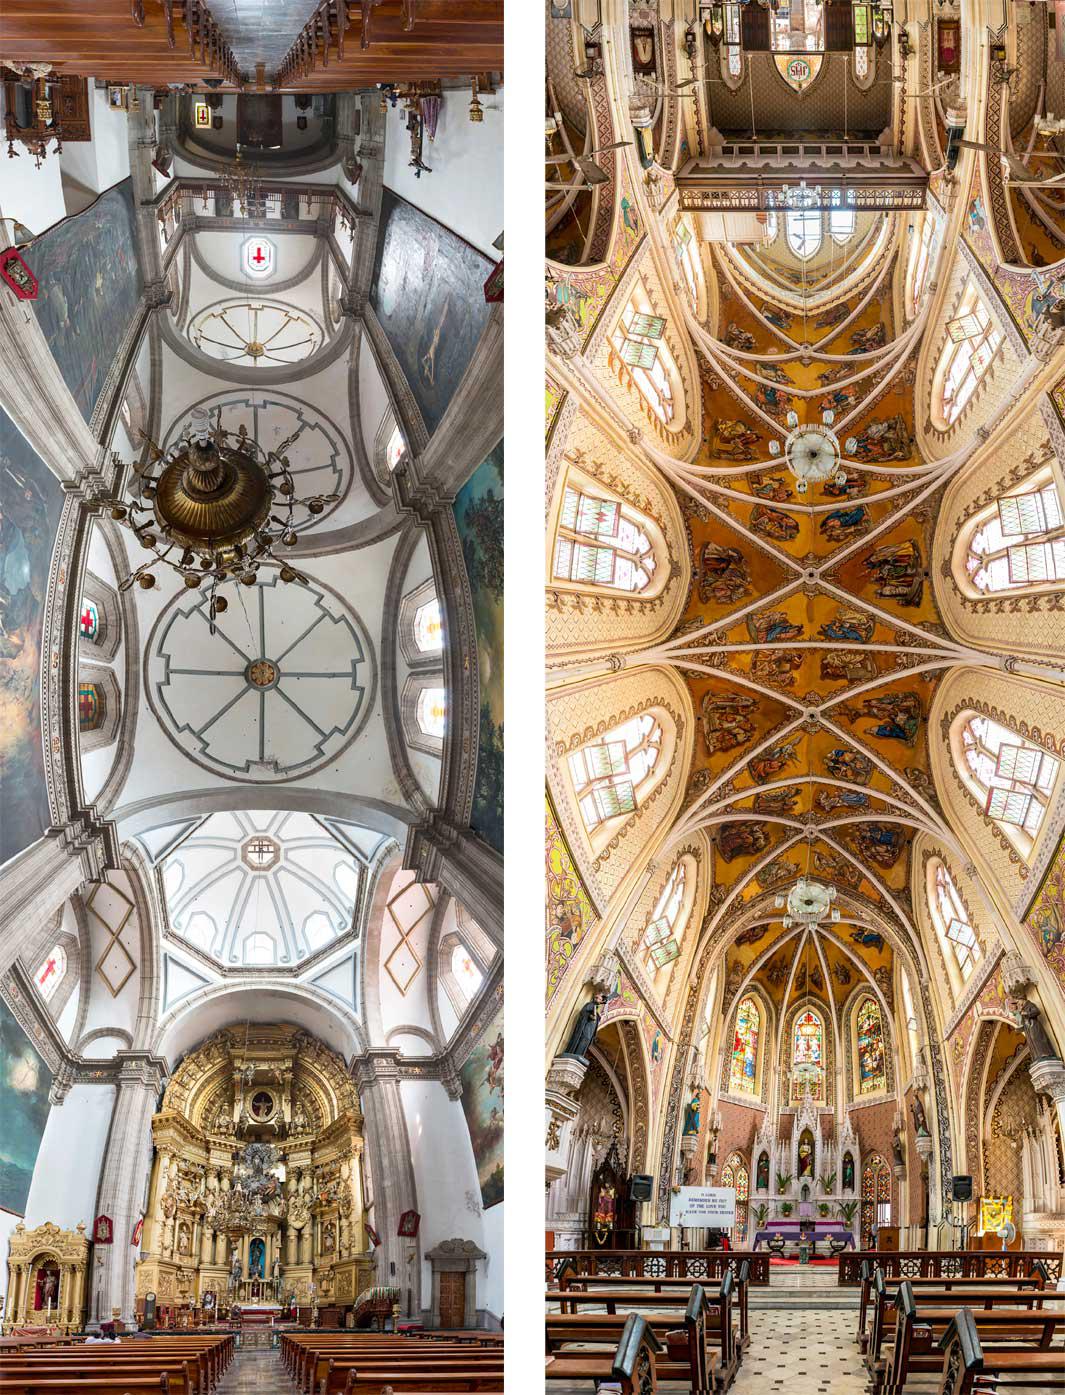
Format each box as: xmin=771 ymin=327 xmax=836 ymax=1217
xmin=753 ymin=1221 xmax=855 ymax=1251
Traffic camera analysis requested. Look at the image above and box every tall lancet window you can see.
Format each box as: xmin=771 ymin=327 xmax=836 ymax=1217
xmin=790 ymin=1008 xmax=825 ymax=1103
xmin=938 ymin=284 xmax=1002 ymax=425
xmin=641 ymin=859 xmax=688 ymax=971
xmin=568 ymin=711 xmax=664 ymax=833
xmin=34 ymin=944 xmax=67 ymax=1004
xmin=928 ymin=860 xmax=980 ymax=981
xmin=552 ymin=485 xmax=657 ymax=593
xmin=855 ymin=996 xmax=886 ymax=1094
xmin=964 ymin=472 xmax=1065 ymax=594
xmin=610 ymin=296 xmax=677 ymax=425
xmin=728 ymin=994 xmax=761 ymax=1097
xmin=958 ymin=712 xmax=1059 ymax=850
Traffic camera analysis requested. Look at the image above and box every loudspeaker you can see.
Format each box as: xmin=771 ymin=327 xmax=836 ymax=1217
xmin=629 ymin=1174 xmax=653 ymax=1202
xmin=951 ymin=1175 xmax=973 ymax=1202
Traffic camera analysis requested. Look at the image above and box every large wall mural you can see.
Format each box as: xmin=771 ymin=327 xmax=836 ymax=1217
xmin=454 ymin=442 xmax=504 ymax=854
xmin=0 ymin=996 xmax=53 ymax=1214
xmin=29 ymin=179 xmax=143 ymax=422
xmin=369 ymin=190 xmax=493 ymax=436
xmin=546 ymin=795 xmax=597 ymax=1008
xmin=0 ymin=411 xmax=65 ymax=869
xmin=458 ymin=994 xmax=504 ymax=1209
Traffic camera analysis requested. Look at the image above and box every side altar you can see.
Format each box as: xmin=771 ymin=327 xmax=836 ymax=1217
xmin=135 ymin=1025 xmax=373 ymax=1313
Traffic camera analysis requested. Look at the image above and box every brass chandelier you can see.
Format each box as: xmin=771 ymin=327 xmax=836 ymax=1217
xmin=107 ymin=411 xmax=338 ymax=627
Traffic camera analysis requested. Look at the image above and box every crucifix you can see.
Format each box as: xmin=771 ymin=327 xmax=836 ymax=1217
xmin=38 ymin=957 xmax=58 ymax=989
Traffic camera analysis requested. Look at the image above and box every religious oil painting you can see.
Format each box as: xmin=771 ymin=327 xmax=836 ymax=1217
xmin=28 ymin=180 xmax=144 ymax=422
xmin=458 ymin=998 xmax=504 ymax=1209
xmin=0 ymin=996 xmax=53 ymax=1215
xmin=454 ymin=441 xmax=504 ymax=854
xmin=0 ymin=411 xmax=65 ymax=869
xmin=370 ymin=190 xmax=493 ymax=435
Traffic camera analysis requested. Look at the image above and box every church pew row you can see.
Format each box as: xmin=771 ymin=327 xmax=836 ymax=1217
xmin=862 ymin=1265 xmax=1061 ymax=1368
xmin=546 ymin=1290 xmax=716 ymax=1395
xmin=874 ymin=1281 xmax=1065 ymax=1395
xmin=316 ymin=1354 xmax=504 ymax=1395
xmin=0 ymin=1335 xmax=234 ymax=1395
xmin=926 ymin=1307 xmax=1065 ymax=1395
xmin=545 ymin=1312 xmax=663 ymax=1395
xmin=0 ymin=1365 xmax=197 ymax=1395
xmin=555 ymin=1256 xmax=752 ymax=1350
xmin=0 ymin=1381 xmax=172 ymax=1395
xmin=857 ymin=1257 xmax=1051 ymax=1351
xmin=276 ymin=1334 xmax=504 ymax=1395
xmin=546 ymin=1271 xmax=739 ymax=1388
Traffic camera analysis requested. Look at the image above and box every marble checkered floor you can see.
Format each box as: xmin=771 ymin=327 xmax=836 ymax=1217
xmin=214 ymin=1347 xmax=290 ymax=1393
xmin=731 ymin=1309 xmax=867 ymax=1394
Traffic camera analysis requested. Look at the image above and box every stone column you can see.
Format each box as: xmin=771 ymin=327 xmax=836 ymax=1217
xmin=353 ymin=1052 xmax=419 ymax=1315
xmin=1029 ymin=1057 xmax=1065 ymax=1145
xmin=92 ymin=1053 xmax=168 ymax=1327
xmin=286 ymin=1225 xmax=299 ymax=1265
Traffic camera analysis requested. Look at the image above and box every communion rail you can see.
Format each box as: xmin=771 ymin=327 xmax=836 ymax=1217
xmin=836 ymin=1249 xmax=1064 ymax=1286
xmin=545 ymin=1249 xmax=770 ymax=1286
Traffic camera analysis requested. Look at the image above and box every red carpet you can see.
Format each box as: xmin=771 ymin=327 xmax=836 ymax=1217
xmin=767 ymin=1255 xmax=839 ymax=1267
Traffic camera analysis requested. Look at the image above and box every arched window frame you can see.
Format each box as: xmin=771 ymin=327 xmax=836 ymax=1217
xmin=860 ymin=1154 xmax=892 ymax=1247
xmin=957 ymin=464 xmax=1065 ymax=598
xmin=926 ymin=856 xmax=982 ymax=992
xmin=672 ymin=217 xmax=702 ymax=312
xmin=934 ymin=283 xmax=1004 ymax=428
xmin=373 ymin=405 xmax=406 ymax=486
xmin=720 ymin=984 xmax=773 ymax=1104
xmin=720 ymin=1151 xmax=750 ymax=1241
xmin=33 ymin=942 xmax=67 ymax=1005
xmin=783 ymin=999 xmax=832 ymax=1107
xmin=398 ymin=576 xmax=446 ymax=665
xmin=899 ymin=966 xmax=922 ymax=1079
xmin=568 ymin=709 xmax=667 ymax=839
xmin=438 ymin=905 xmax=495 ymax=1027
xmin=401 ymin=671 xmax=446 ymax=756
xmin=727 ymin=992 xmax=763 ymax=1099
xmin=639 ymin=854 xmax=697 ymax=989
xmin=549 ymin=465 xmax=669 ymax=602
xmin=907 ymin=214 xmax=936 ymax=319
xmin=77 ymin=663 xmax=121 ymax=755
xmin=851 ymin=993 xmax=889 ymax=1098
xmin=952 ymin=710 xmax=1061 ymax=860
xmin=609 ymin=282 xmax=682 ymax=429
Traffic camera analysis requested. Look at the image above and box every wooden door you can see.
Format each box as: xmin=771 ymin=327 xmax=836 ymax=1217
xmin=439 ymin=1270 xmax=465 ymax=1328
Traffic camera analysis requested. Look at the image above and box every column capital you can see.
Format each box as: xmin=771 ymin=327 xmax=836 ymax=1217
xmin=1029 ymin=1055 xmax=1065 ymax=1104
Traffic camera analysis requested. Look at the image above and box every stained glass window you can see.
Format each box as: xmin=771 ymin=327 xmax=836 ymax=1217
xmin=960 ymin=713 xmax=1059 ymax=845
xmin=386 ymin=423 xmax=406 ymax=471
xmin=909 ymin=216 xmax=936 ymax=317
xmin=965 ymin=476 xmax=1065 ymax=595
xmin=416 ymin=687 xmax=447 ymax=740
xmin=413 ymin=597 xmax=443 ymax=652
xmin=35 ymin=943 xmax=67 ymax=1004
xmin=790 ymin=1009 xmax=825 ymax=1103
xmin=569 ymin=712 xmax=664 ymax=832
xmin=939 ymin=285 xmax=1002 ymax=425
xmin=721 ymin=1152 xmax=749 ymax=1239
xmin=930 ymin=861 xmax=980 ymax=979
xmin=856 ymin=996 xmax=886 ymax=1094
xmin=78 ymin=682 xmax=105 ymax=733
xmin=642 ymin=861 xmax=688 ymax=972
xmin=553 ymin=485 xmax=657 ymax=593
xmin=451 ymin=942 xmax=484 ymax=1004
xmin=79 ymin=599 xmax=100 ymax=642
xmin=728 ymin=994 xmax=761 ymax=1096
xmin=610 ymin=299 xmax=676 ymax=424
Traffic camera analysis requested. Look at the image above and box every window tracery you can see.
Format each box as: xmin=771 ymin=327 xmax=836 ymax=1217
xmin=610 ymin=294 xmax=677 ymax=426
xmin=728 ymin=993 xmax=761 ymax=1097
xmin=855 ymin=995 xmax=887 ymax=1095
xmin=928 ymin=859 xmax=980 ymax=980
xmin=552 ymin=485 xmax=657 ymax=593
xmin=568 ymin=711 xmax=665 ymax=833
xmin=938 ymin=285 xmax=1003 ymax=426
xmin=860 ymin=1154 xmax=891 ymax=1247
xmin=720 ymin=1152 xmax=749 ymax=1239
xmin=958 ymin=712 xmax=1059 ymax=849
xmin=790 ymin=1008 xmax=825 ymax=1103
xmin=640 ymin=858 xmax=692 ymax=975
xmin=909 ymin=215 xmax=936 ymax=317
xmin=963 ymin=471 xmax=1065 ymax=594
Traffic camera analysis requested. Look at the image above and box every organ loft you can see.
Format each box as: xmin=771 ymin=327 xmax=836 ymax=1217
xmin=136 ymin=1026 xmax=373 ymax=1314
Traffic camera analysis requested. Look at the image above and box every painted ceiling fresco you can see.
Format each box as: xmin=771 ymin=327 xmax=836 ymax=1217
xmin=669 ymin=224 xmax=945 ymax=1012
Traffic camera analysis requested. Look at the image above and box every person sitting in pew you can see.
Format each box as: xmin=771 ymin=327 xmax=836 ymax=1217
xmin=85 ymin=1322 xmax=121 ymax=1343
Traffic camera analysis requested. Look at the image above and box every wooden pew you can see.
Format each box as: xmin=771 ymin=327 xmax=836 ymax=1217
xmin=545 ymin=1311 xmax=663 ymax=1394
xmin=285 ymin=1336 xmax=498 ymax=1394
xmin=880 ymin=1281 xmax=1065 ymax=1395
xmin=932 ymin=1306 xmax=1065 ymax=1395
xmin=0 ymin=1381 xmax=171 ymax=1395
xmin=0 ymin=1335 xmax=233 ymax=1395
xmin=859 ymin=1258 xmax=1051 ymax=1355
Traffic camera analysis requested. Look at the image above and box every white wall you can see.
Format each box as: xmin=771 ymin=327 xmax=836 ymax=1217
xmin=0 ymin=143 xmax=66 ymax=236
xmin=59 ymin=87 xmax=131 ymax=196
xmin=23 ymin=1082 xmax=117 ymax=1233
xmin=399 ymin=1079 xmax=498 ymax=1320
xmin=382 ymin=87 xmax=503 ymax=258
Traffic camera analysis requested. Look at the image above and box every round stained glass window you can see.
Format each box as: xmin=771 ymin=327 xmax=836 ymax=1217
xmin=787 ymin=58 xmax=811 ymax=83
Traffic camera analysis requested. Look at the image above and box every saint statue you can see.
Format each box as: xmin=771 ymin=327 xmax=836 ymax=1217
xmin=756 ymin=1152 xmax=769 ymax=1192
xmin=228 ymin=1245 xmax=242 ymax=1291
xmin=562 ymin=994 xmax=606 ymax=1061
xmin=842 ymin=1153 xmax=855 ymax=1191
xmin=1019 ymin=1001 xmax=1057 ymax=1062
xmin=892 ymin=1127 xmax=905 ymax=1169
xmin=797 ymin=1135 xmax=814 ymax=1178
xmin=271 ymin=1253 xmax=281 ymax=1299
xmin=911 ymin=1095 xmax=929 ymax=1138
xmin=683 ymin=1091 xmax=701 ymax=1137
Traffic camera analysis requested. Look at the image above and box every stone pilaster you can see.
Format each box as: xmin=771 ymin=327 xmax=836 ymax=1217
xmin=351 ymin=1051 xmax=420 ymax=1317
xmin=1028 ymin=1056 xmax=1065 ymax=1146
xmin=545 ymin=1055 xmax=589 ymax=1191
xmin=404 ymin=816 xmax=502 ymax=947
xmin=92 ymin=1053 xmax=168 ymax=1328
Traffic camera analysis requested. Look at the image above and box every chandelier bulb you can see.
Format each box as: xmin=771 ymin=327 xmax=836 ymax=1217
xmin=213 ymin=596 xmax=229 ymax=615
xmin=795 ymin=478 xmax=808 ymax=494
xmin=283 ymin=531 xmax=298 ymax=547
xmin=239 ymin=572 xmax=256 ymax=587
xmin=140 ymin=533 xmax=157 ymax=549
xmin=138 ymin=573 xmax=157 ymax=591
xmin=184 ymin=573 xmax=202 ymax=589
xmin=110 ymin=506 xmax=128 ymax=521
xmin=308 ymin=500 xmax=324 ymax=515
xmin=278 ymin=481 xmax=294 ymax=496
xmin=280 ymin=566 xmax=296 ymax=583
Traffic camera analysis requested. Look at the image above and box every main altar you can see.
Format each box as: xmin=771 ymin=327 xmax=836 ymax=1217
xmin=135 ymin=1025 xmax=373 ymax=1313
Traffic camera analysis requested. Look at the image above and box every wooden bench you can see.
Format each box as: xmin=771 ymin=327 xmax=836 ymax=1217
xmin=863 ymin=1263 xmax=1057 ymax=1365
xmin=856 ymin=1256 xmax=1049 ymax=1349
xmin=878 ymin=1281 xmax=1065 ymax=1395
xmin=285 ymin=1337 xmax=498 ymax=1393
xmin=0 ymin=1381 xmax=171 ymax=1395
xmin=931 ymin=1305 xmax=1065 ymax=1395
xmin=545 ymin=1311 xmax=663 ymax=1395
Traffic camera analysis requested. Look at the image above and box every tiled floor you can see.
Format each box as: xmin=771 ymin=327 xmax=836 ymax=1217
xmin=216 ymin=1348 xmax=290 ymax=1393
xmin=731 ymin=1309 xmax=867 ymax=1394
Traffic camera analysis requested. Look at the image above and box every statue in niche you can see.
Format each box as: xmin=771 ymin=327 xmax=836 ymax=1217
xmin=177 ymin=1221 xmax=191 ymax=1255
xmin=228 ymin=1245 xmax=242 ymax=1291
xmin=842 ymin=1153 xmax=855 ymax=1191
xmin=561 ymin=995 xmax=606 ymax=1060
xmin=798 ymin=1132 xmax=814 ymax=1179
xmin=756 ymin=1152 xmax=770 ymax=1191
xmin=1018 ymin=1001 xmax=1057 ymax=1061
xmin=911 ymin=1095 xmax=930 ymax=1138
xmin=323 ymin=1221 xmax=336 ymax=1254
xmin=683 ymin=1091 xmax=701 ymax=1136
xmin=272 ymin=1254 xmax=282 ymax=1299
xmin=892 ymin=1127 xmax=905 ymax=1169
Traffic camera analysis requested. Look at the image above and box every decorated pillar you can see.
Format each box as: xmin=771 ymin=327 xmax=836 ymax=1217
xmin=93 ymin=1053 xmax=167 ymax=1328
xmin=353 ymin=1052 xmax=419 ymax=1315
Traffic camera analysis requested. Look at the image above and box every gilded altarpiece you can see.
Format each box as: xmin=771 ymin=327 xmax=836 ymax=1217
xmin=135 ymin=1026 xmax=372 ymax=1310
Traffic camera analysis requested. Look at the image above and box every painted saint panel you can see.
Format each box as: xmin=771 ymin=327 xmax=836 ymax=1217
xmin=0 ymin=409 xmax=65 ymax=868
xmin=458 ymin=999 xmax=503 ymax=1209
xmin=454 ymin=442 xmax=503 ymax=854
xmin=856 ymin=996 xmax=887 ymax=1093
xmin=728 ymin=994 xmax=760 ymax=1096
xmin=370 ymin=190 xmax=493 ymax=435
xmin=29 ymin=180 xmax=144 ymax=421
xmin=0 ymin=995 xmax=53 ymax=1214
